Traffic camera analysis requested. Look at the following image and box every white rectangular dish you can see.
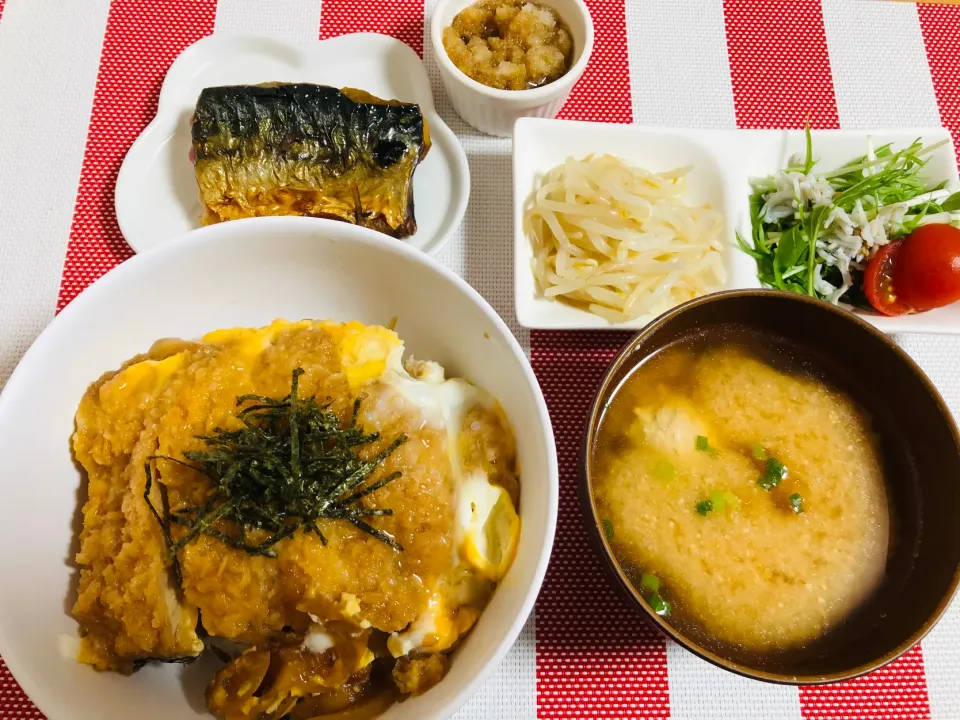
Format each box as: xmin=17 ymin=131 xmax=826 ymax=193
xmin=513 ymin=118 xmax=959 ymax=334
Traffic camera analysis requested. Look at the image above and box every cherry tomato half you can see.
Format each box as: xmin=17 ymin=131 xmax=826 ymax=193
xmin=864 ymin=241 xmax=910 ymax=316
xmin=892 ymin=224 xmax=960 ymax=312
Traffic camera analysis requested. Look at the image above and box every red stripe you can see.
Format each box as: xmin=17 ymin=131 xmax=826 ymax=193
xmin=56 ymin=0 xmax=217 ymax=311
xmin=15 ymin=1 xmax=215 ymax=714
xmin=799 ymin=646 xmax=931 ymax=720
xmin=724 ymin=2 xmax=932 ymax=717
xmin=556 ymin=0 xmax=631 ymax=124
xmin=723 ymin=0 xmax=838 ymax=129
xmin=532 ymin=331 xmax=669 ymax=719
xmin=918 ymin=4 xmax=960 ymax=164
xmin=533 ymin=2 xmax=666 ymax=717
xmin=319 ymin=0 xmax=424 ymax=57
xmin=0 ymin=659 xmax=43 ymax=718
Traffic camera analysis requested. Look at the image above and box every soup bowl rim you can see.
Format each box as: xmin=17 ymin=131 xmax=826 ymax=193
xmin=578 ymin=287 xmax=960 ymax=685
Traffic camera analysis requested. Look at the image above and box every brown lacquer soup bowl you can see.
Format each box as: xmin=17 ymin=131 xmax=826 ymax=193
xmin=580 ymin=289 xmax=960 ymax=684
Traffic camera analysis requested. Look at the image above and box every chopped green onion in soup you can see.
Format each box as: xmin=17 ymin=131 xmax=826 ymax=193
xmin=695 ymin=435 xmax=719 ymax=457
xmin=653 ymin=459 xmax=675 ymax=482
xmin=602 ymin=519 xmax=615 ymax=541
xmin=648 ymin=592 xmax=671 ymax=617
xmin=758 ymin=457 xmax=788 ymax=490
xmin=789 ymin=493 xmax=805 ymax=514
xmin=641 ymin=573 xmax=661 ymax=593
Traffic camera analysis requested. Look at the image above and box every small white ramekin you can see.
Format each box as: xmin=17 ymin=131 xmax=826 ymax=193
xmin=430 ymin=0 xmax=594 ymax=137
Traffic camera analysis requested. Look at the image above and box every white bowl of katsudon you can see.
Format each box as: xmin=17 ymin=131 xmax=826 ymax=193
xmin=0 ymin=216 xmax=558 ymax=720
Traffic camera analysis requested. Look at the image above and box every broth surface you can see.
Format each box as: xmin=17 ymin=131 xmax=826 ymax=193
xmin=592 ymin=331 xmax=890 ymax=654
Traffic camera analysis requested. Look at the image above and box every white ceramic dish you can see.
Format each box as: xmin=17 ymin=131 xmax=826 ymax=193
xmin=430 ymin=0 xmax=593 ymax=137
xmin=0 ymin=217 xmax=557 ymax=720
xmin=513 ymin=118 xmax=960 ymax=334
xmin=115 ymin=34 xmax=470 ymax=256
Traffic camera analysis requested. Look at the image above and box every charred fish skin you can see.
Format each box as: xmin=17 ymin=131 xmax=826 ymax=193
xmin=191 ymin=84 xmax=430 ymax=238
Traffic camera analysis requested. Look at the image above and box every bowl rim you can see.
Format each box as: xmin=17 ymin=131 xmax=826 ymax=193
xmin=429 ymin=0 xmax=595 ymax=104
xmin=0 ymin=215 xmax=559 ymax=719
xmin=578 ymin=287 xmax=960 ymax=685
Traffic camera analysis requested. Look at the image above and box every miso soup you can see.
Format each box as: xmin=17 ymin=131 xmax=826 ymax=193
xmin=591 ymin=329 xmax=890 ymax=657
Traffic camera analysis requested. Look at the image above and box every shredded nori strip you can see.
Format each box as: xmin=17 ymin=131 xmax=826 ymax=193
xmin=144 ymin=368 xmax=407 ymax=565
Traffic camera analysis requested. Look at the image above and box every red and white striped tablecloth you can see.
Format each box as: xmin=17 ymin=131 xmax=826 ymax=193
xmin=1 ymin=1 xmax=959 ymax=718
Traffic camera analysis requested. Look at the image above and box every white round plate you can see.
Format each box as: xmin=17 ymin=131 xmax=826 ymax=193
xmin=115 ymin=34 xmax=470 ymax=256
xmin=0 ymin=217 xmax=556 ymax=720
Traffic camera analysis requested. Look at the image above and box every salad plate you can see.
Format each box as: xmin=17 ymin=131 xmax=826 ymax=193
xmin=513 ymin=119 xmax=959 ymax=334
xmin=115 ymin=33 xmax=470 ymax=257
